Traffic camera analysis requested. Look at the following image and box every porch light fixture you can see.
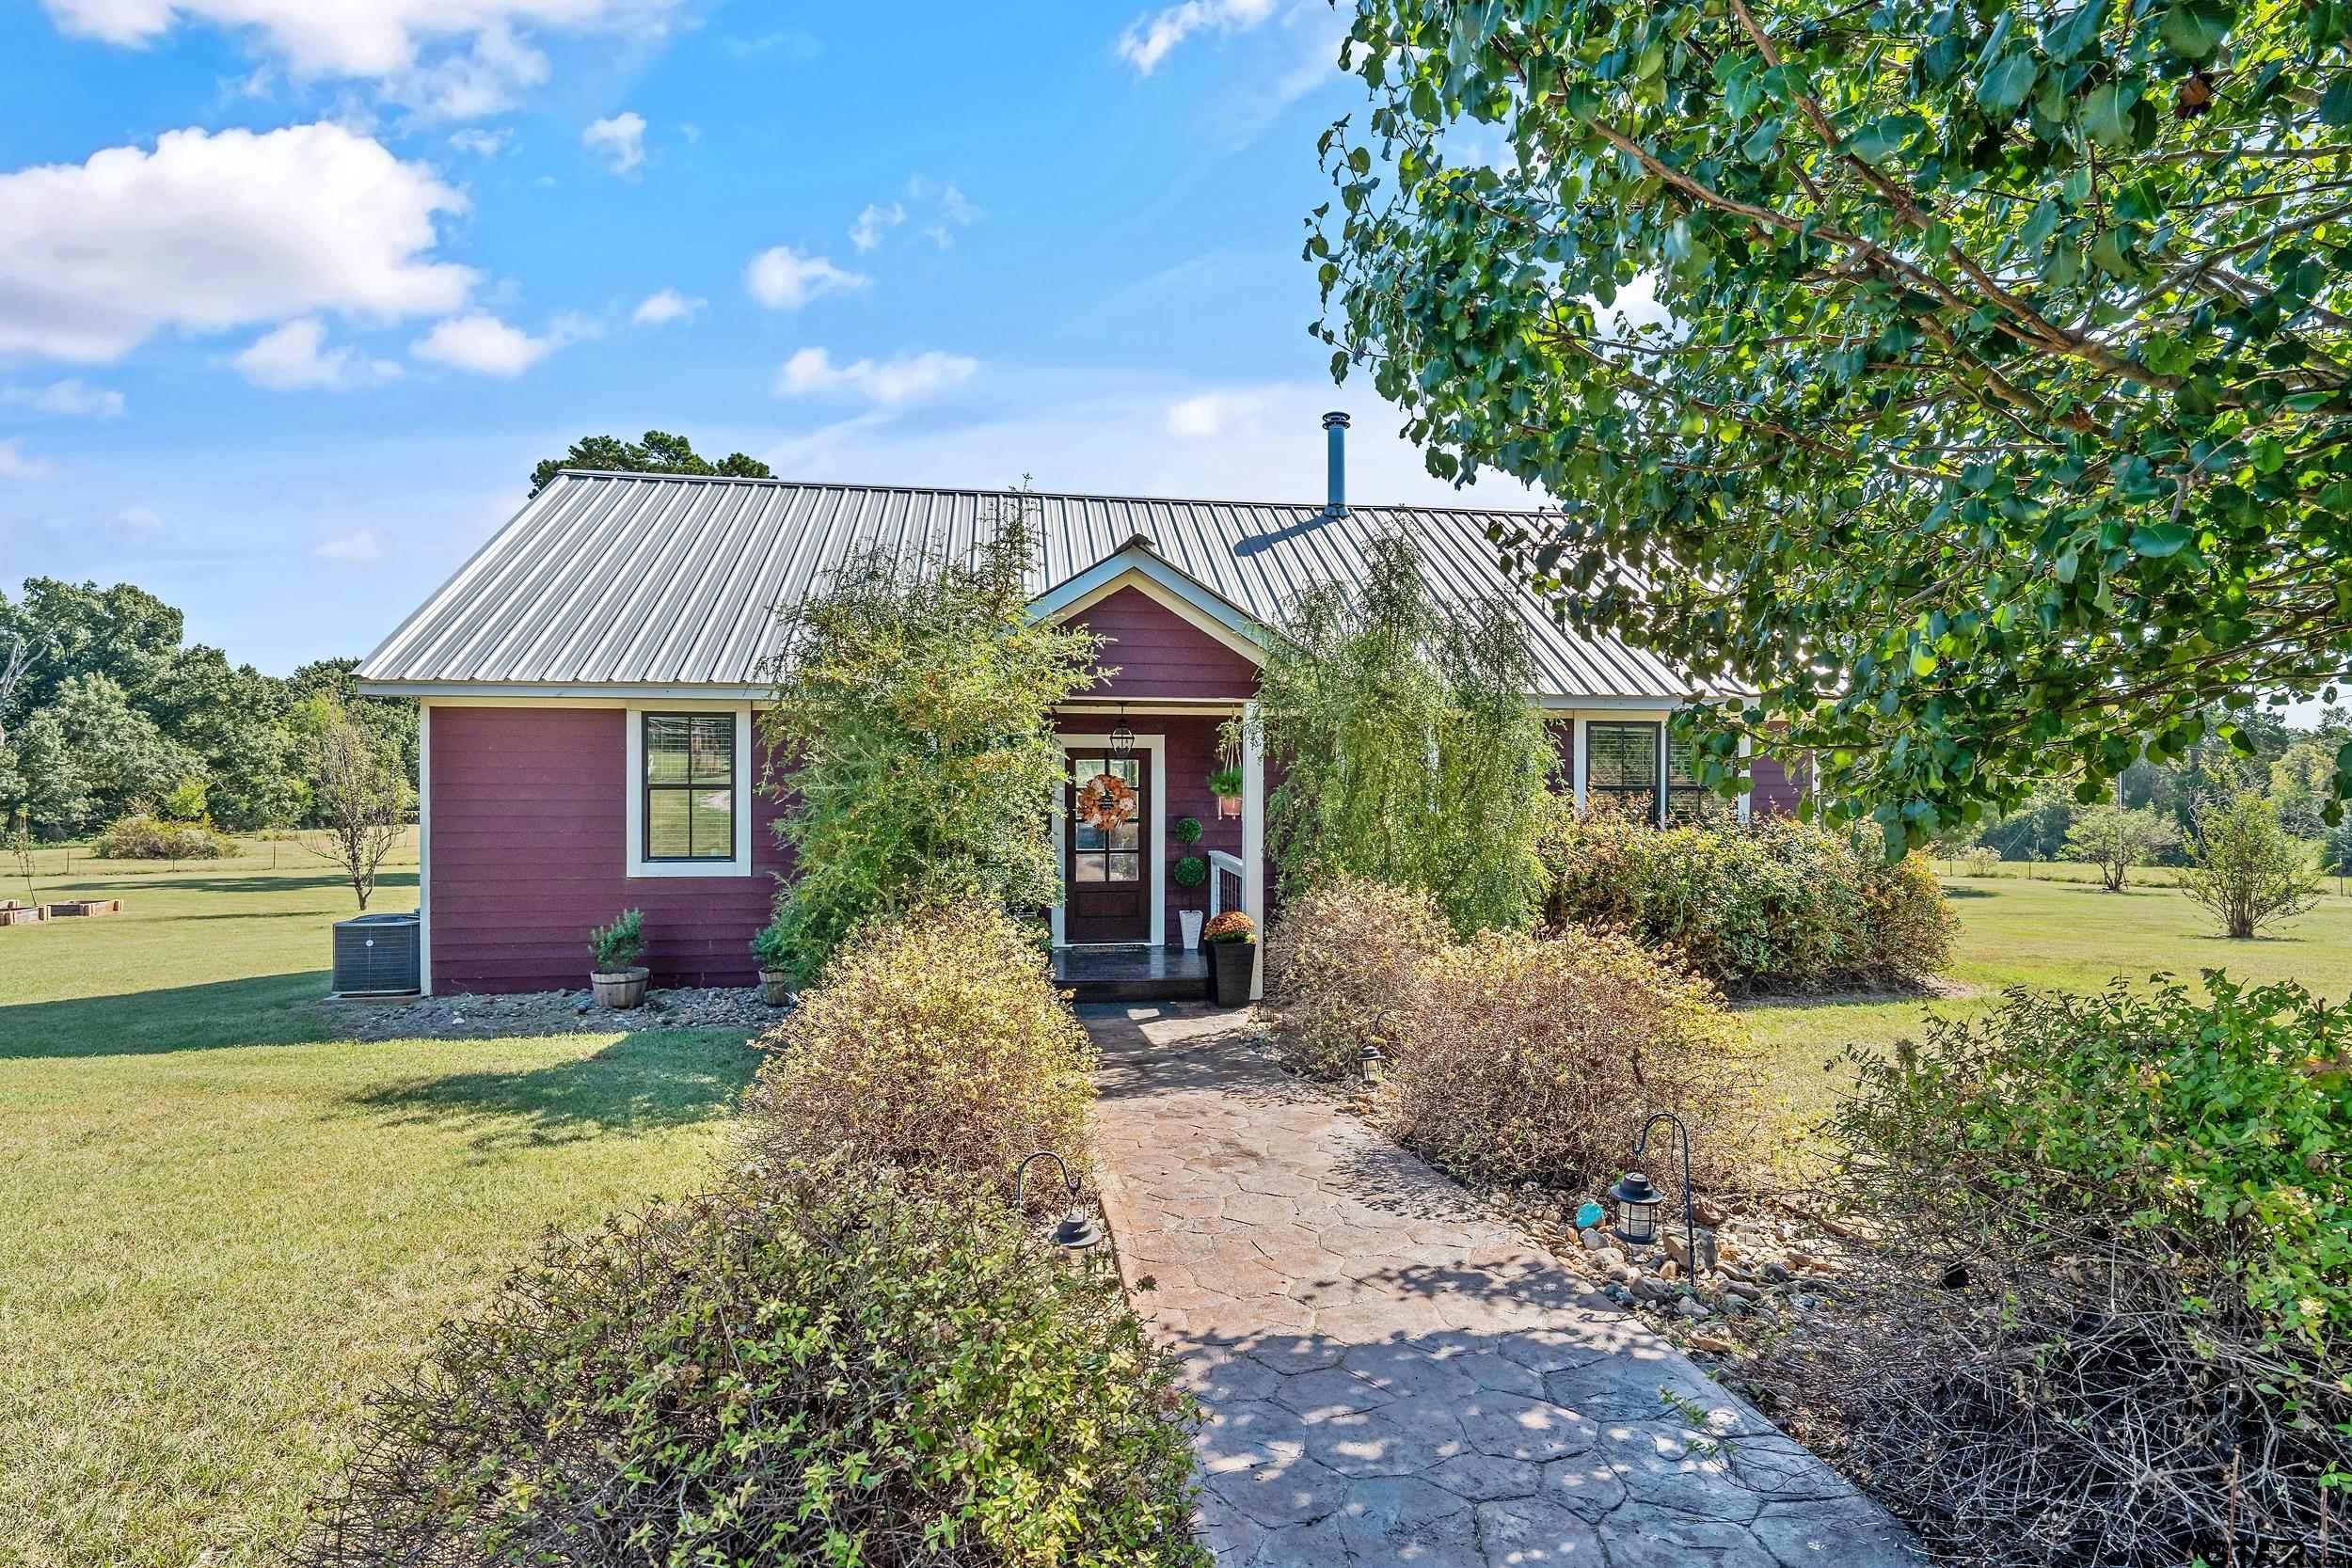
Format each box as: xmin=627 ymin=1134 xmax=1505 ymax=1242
xmin=1110 ymin=709 xmax=1135 ymax=759
xmin=1612 ymin=1111 xmax=1700 ymax=1291
xmin=1015 ymin=1149 xmax=1105 ymax=1269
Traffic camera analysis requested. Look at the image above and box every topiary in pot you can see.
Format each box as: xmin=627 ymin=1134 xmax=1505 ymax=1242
xmin=588 ymin=908 xmax=647 ymax=1008
xmin=1171 ymin=855 xmax=1211 ymax=949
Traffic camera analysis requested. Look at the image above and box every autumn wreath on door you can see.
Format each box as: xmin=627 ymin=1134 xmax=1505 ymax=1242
xmin=1075 ymin=770 xmax=1137 ymax=832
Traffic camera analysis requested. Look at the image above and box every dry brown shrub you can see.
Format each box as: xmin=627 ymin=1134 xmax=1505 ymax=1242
xmin=1385 ymin=924 xmax=1759 ymax=1195
xmin=743 ymin=902 xmax=1096 ymax=1210
xmin=1263 ymin=875 xmax=1453 ymax=1080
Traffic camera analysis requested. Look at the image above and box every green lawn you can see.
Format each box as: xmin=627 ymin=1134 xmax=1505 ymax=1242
xmin=0 ymin=864 xmax=756 ymax=1568
xmin=1744 ymin=873 xmax=2352 ymax=1139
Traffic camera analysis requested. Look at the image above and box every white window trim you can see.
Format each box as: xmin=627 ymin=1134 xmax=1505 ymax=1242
xmin=625 ymin=701 xmax=755 ymax=879
xmin=1049 ymin=733 xmax=1167 ymax=948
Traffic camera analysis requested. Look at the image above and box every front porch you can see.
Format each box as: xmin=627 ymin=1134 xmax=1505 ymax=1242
xmin=1050 ymin=944 xmax=1213 ymax=1004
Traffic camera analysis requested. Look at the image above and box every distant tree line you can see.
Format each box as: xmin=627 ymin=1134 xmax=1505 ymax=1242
xmin=0 ymin=578 xmax=416 ymax=842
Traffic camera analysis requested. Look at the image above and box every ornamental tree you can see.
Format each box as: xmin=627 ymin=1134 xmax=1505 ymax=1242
xmin=1312 ymin=0 xmax=2352 ymax=851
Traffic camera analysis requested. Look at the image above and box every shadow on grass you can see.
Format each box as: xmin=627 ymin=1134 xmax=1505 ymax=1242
xmin=1942 ymin=886 xmax=1996 ymax=899
xmin=0 ymin=972 xmax=332 ymax=1058
xmin=341 ymin=1031 xmax=758 ymax=1153
xmin=35 ymin=871 xmax=420 ymax=898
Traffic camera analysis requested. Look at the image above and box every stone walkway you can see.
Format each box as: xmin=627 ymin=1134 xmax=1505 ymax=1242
xmin=1084 ymin=1003 xmax=1916 ymax=1567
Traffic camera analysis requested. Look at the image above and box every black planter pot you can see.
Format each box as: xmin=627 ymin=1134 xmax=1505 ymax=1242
xmin=1206 ymin=939 xmax=1256 ymax=1006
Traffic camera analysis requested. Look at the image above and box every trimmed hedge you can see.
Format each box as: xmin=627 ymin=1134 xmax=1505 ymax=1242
xmin=302 ymin=1167 xmax=1208 ymax=1568
xmin=1540 ymin=808 xmax=1953 ymax=991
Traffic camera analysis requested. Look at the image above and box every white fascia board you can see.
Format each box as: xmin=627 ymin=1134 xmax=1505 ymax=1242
xmin=358 ymin=681 xmax=771 ymax=703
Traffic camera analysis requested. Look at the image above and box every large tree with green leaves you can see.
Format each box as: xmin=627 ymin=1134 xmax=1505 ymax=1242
xmin=528 ymin=431 xmax=773 ymax=498
xmin=1312 ymin=0 xmax=2352 ymax=852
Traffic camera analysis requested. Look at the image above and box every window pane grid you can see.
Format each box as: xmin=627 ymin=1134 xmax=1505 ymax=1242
xmin=644 ymin=714 xmax=737 ymax=862
xmin=1587 ymin=722 xmax=1662 ymax=824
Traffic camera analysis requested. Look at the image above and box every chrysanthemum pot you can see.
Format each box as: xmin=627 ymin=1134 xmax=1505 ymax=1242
xmin=591 ymin=966 xmax=649 ymax=1009
xmin=1206 ymin=939 xmax=1255 ymax=1007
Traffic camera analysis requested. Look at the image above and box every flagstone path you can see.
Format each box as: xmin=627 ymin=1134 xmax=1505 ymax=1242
xmin=1083 ymin=1002 xmax=1916 ymax=1567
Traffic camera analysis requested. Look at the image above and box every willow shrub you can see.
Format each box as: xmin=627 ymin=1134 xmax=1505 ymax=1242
xmin=760 ymin=487 xmax=1101 ymax=982
xmin=1541 ymin=806 xmax=1953 ymax=991
xmin=745 ymin=903 xmax=1096 ymax=1211
xmin=1386 ymin=925 xmax=1756 ymax=1196
xmin=302 ymin=1167 xmax=1207 ymax=1568
xmin=1263 ymin=875 xmax=1451 ymax=1080
xmin=1252 ymin=532 xmax=1553 ymax=938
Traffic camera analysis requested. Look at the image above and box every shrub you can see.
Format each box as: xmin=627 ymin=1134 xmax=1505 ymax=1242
xmin=587 ymin=908 xmax=644 ymax=971
xmin=2181 ymin=788 xmax=2321 ymax=939
xmin=746 ymin=903 xmax=1095 ymax=1209
xmin=90 ymin=811 xmax=231 ymax=860
xmin=1263 ymin=876 xmax=1449 ymax=1080
xmin=1771 ymin=978 xmax=2352 ymax=1565
xmin=1385 ymin=926 xmax=1756 ymax=1196
xmin=761 ymin=490 xmax=1100 ymax=982
xmin=302 ymin=1166 xmax=1207 ymax=1568
xmin=2060 ymin=803 xmax=2179 ymax=892
xmin=1540 ymin=808 xmax=1953 ymax=990
xmin=749 ymin=914 xmax=790 ymax=974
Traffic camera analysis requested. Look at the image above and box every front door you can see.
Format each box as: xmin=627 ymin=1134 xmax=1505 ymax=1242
xmin=1065 ymin=749 xmax=1151 ymax=943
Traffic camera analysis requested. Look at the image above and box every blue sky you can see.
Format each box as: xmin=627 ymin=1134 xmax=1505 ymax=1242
xmin=0 ymin=0 xmax=1501 ymax=674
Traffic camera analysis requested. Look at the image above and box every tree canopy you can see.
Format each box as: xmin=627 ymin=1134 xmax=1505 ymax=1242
xmin=528 ymin=431 xmax=773 ymax=498
xmin=1313 ymin=0 xmax=2352 ymax=850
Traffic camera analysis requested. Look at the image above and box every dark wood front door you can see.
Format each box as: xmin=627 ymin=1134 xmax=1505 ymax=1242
xmin=1065 ymin=750 xmax=1151 ymax=943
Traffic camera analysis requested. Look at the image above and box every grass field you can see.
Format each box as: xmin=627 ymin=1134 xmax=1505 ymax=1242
xmin=0 ymin=861 xmax=756 ymax=1568
xmin=1743 ymin=872 xmax=2352 ymax=1138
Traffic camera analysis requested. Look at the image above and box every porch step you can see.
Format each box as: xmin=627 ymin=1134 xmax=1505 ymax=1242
xmin=1052 ymin=945 xmax=1213 ymax=1004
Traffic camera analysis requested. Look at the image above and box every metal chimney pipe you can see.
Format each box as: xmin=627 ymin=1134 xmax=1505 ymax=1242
xmin=1322 ymin=411 xmax=1350 ymax=516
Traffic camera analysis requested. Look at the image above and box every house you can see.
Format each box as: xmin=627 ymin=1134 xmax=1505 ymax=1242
xmin=357 ymin=414 xmax=1801 ymax=998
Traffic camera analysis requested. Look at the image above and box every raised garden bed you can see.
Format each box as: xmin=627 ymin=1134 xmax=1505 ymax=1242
xmin=0 ymin=904 xmax=47 ymax=926
xmin=48 ymin=898 xmax=120 ymax=918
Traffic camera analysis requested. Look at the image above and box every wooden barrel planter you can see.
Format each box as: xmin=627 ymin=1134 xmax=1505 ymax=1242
xmin=49 ymin=898 xmax=120 ymax=917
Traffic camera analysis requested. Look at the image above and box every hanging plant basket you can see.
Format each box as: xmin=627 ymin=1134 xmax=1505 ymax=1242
xmin=1074 ymin=770 xmax=1137 ymax=832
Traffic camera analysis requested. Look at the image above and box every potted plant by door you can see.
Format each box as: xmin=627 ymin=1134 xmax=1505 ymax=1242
xmin=1207 ymin=767 xmax=1246 ymax=819
xmin=1201 ymin=910 xmax=1256 ymax=1006
xmin=750 ymin=917 xmax=795 ymax=1007
xmin=1171 ymin=854 xmax=1208 ymax=947
xmin=589 ymin=909 xmax=648 ymax=1008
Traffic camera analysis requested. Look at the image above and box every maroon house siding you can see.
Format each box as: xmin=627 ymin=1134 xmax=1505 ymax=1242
xmin=1067 ymin=586 xmax=1258 ymax=702
xmin=428 ymin=705 xmax=784 ymax=994
xmin=1750 ymin=751 xmax=1808 ymax=816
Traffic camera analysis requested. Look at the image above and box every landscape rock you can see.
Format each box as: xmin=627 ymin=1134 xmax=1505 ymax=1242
xmin=334 ymin=985 xmax=785 ymax=1042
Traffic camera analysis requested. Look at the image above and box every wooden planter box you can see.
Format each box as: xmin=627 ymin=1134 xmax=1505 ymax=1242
xmin=49 ymin=898 xmax=121 ymax=917
xmin=0 ymin=904 xmax=46 ymax=926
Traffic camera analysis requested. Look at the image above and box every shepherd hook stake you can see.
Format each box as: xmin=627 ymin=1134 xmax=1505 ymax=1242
xmin=1630 ymin=1111 xmax=1700 ymax=1293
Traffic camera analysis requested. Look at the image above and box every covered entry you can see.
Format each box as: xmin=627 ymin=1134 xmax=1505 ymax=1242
xmin=1063 ymin=748 xmax=1152 ymax=943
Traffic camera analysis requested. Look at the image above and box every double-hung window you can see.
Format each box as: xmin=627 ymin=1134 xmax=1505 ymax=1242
xmin=1665 ymin=738 xmax=1711 ymax=824
xmin=642 ymin=713 xmax=737 ymax=863
xmin=1586 ymin=721 xmax=1663 ymax=824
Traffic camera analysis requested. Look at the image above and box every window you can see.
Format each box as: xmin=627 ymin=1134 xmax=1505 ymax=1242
xmin=1665 ymin=737 xmax=1711 ymax=824
xmin=1586 ymin=721 xmax=1661 ymax=823
xmin=642 ymin=713 xmax=736 ymax=862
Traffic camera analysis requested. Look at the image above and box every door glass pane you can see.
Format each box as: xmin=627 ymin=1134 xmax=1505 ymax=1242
xmin=1073 ymin=852 xmax=1107 ymax=882
xmin=1074 ymin=821 xmax=1106 ymax=850
xmin=1107 ymin=852 xmax=1139 ymax=882
xmin=1109 ymin=819 xmax=1138 ymax=849
xmin=647 ymin=789 xmax=691 ymax=857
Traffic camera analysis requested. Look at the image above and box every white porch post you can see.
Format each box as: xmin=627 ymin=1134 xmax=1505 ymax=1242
xmin=1736 ymin=733 xmax=1753 ymax=825
xmin=1242 ymin=698 xmax=1265 ymax=1001
xmin=1570 ymin=714 xmax=1590 ymax=813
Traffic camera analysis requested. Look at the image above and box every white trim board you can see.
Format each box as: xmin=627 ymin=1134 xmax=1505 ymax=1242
xmin=418 ymin=700 xmax=434 ymax=995
xmin=1049 ymin=734 xmax=1167 ymax=949
xmin=1032 ymin=556 xmax=1268 ymax=663
xmin=623 ymin=702 xmax=756 ymax=879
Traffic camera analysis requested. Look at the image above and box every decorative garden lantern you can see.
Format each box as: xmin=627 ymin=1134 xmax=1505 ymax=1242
xmin=1609 ymin=1170 xmax=1663 ymax=1247
xmin=1359 ymin=1039 xmax=1386 ymax=1085
xmin=1015 ymin=1149 xmax=1105 ymax=1271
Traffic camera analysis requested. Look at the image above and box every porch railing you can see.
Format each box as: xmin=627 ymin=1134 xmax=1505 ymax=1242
xmin=1206 ymin=850 xmax=1245 ymax=922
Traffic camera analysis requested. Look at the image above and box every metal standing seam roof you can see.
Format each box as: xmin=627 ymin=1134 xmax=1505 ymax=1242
xmin=357 ymin=469 xmax=1707 ymax=701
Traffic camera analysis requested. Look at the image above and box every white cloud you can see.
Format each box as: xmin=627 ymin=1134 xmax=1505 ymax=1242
xmin=1166 ymin=388 xmax=1282 ymax=440
xmin=0 ymin=123 xmax=472 ymax=365
xmin=410 ymin=311 xmax=553 ymax=375
xmin=231 ymin=316 xmax=402 ymax=390
xmin=581 ymin=110 xmax=644 ymax=174
xmin=1 ymin=378 xmax=124 ymax=416
xmin=119 ymin=505 xmax=163 ymax=529
xmin=744 ymin=246 xmax=867 ymax=310
xmin=1116 ymin=0 xmax=1277 ymax=71
xmin=0 ymin=439 xmax=53 ymax=480
xmin=775 ymin=347 xmax=977 ymax=406
xmin=850 ymin=201 xmax=903 ymax=253
xmin=38 ymin=1 xmax=684 ymax=119
xmin=447 ymin=126 xmax=509 ymax=156
xmin=314 ymin=527 xmax=383 ymax=562
xmin=631 ymin=287 xmax=701 ymax=325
